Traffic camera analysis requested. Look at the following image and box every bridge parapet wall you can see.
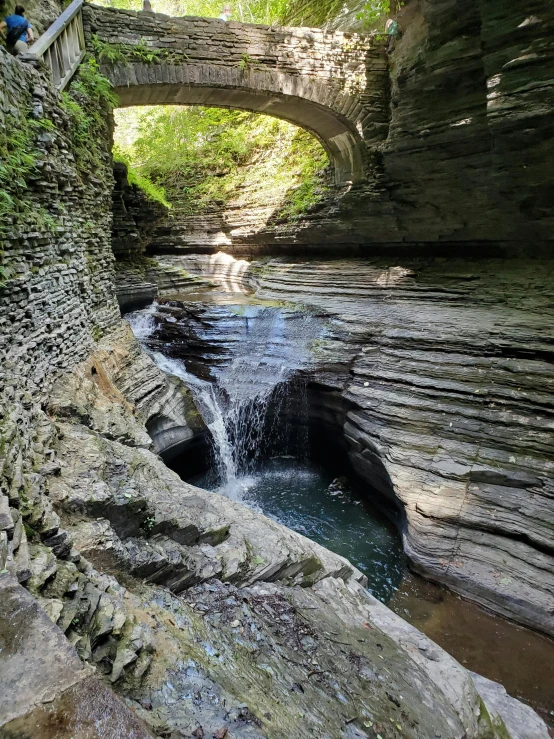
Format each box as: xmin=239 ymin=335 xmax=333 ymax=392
xmin=84 ymin=4 xmax=389 ymax=183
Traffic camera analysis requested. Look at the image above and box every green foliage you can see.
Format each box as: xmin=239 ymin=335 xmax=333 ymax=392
xmin=127 ymin=167 xmax=171 ymax=207
xmin=61 ymin=58 xmax=118 ymax=171
xmin=0 ymin=108 xmax=44 ymax=286
xmin=97 ymin=0 xmax=395 ymax=29
xmin=355 ymin=0 xmax=389 ymax=28
xmin=72 ymin=58 xmax=119 ymax=109
xmin=276 ymin=151 xmax=329 ymax=221
xmin=113 ymin=105 xmax=330 ymax=221
xmin=239 ymin=53 xmax=255 ymax=70
xmin=113 ymin=146 xmax=171 ymax=207
xmin=96 ymin=0 xmax=290 ymax=25
xmin=91 ymin=34 xmax=127 ymax=63
xmin=91 ymin=34 xmax=172 ymax=64
xmin=131 ymin=37 xmax=171 ymax=62
xmin=353 ymin=0 xmax=403 ymax=31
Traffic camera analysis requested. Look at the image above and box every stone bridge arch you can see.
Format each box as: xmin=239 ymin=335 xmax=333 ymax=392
xmin=84 ymin=5 xmax=389 ymax=184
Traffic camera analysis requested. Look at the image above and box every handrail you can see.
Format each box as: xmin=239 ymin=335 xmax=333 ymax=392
xmin=26 ymin=0 xmax=86 ymax=90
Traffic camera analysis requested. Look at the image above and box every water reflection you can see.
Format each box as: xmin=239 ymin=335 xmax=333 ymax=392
xmin=192 ymin=458 xmax=405 ymax=603
xmin=389 ymin=572 xmax=554 ymax=728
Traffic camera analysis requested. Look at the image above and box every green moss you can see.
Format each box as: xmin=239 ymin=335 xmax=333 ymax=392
xmin=23 ymin=524 xmax=37 ymax=541
xmin=0 ymin=103 xmax=42 ymax=285
xmin=476 ymin=696 xmax=511 ymax=739
xmin=114 ymin=148 xmax=170 ymax=208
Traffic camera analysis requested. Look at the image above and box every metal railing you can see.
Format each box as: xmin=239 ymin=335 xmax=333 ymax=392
xmin=27 ymin=0 xmax=85 ymax=91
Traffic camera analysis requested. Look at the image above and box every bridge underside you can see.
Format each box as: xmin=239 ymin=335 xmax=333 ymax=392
xmin=111 ymin=67 xmax=367 ymax=185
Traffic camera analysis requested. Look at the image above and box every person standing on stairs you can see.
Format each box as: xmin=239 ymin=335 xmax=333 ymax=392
xmin=0 ymin=5 xmax=34 ymax=56
xmin=385 ymin=17 xmax=399 ymax=51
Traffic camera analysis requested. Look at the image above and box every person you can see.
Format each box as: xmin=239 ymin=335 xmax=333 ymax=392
xmin=385 ymin=17 xmax=399 ymax=51
xmin=218 ymin=5 xmax=231 ymax=21
xmin=0 ymin=5 xmax=34 ymax=56
xmin=142 ymin=0 xmax=152 ymax=12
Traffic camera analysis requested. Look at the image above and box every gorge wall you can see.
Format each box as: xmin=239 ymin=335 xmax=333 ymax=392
xmin=144 ymin=0 xmax=554 ymax=254
xmin=142 ymin=252 xmax=554 ymax=640
xmin=1 ymin=0 xmax=554 ymax=733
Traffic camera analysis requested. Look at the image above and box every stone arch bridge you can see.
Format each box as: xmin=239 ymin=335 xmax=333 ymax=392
xmin=83 ymin=4 xmax=389 ymax=184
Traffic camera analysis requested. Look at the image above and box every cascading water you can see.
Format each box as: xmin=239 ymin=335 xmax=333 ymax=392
xmin=125 ymin=289 xmax=554 ymax=725
xmin=149 ymin=352 xmax=239 ymax=491
xmin=128 ymin=300 xmax=158 ymax=339
xmin=127 ymin=301 xmax=322 ymax=500
xmin=213 ymin=306 xmax=321 ymax=487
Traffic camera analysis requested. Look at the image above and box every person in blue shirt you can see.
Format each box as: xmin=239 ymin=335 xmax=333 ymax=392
xmin=385 ymin=18 xmax=400 ymax=52
xmin=1 ymin=5 xmax=34 ymax=56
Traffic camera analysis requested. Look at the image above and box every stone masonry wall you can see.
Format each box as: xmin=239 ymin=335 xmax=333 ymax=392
xmin=85 ymin=4 xmax=390 ymax=185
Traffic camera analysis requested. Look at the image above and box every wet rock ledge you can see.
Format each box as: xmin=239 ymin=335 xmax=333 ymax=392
xmin=144 ymin=254 xmax=554 ymax=639
xmin=1 ymin=319 xmax=550 ymax=738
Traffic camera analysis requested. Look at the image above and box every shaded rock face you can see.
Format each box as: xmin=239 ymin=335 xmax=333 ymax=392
xmin=48 ymin=322 xmax=207 ymax=459
xmin=111 ymin=162 xmax=168 ymax=264
xmin=0 ymin=299 xmax=545 ymax=737
xmin=152 ymin=254 xmax=554 ymax=637
xmin=0 ymin=574 xmax=154 ymax=738
xmin=144 ymin=0 xmax=554 ymax=253
xmin=111 ymin=162 xmax=171 ymax=312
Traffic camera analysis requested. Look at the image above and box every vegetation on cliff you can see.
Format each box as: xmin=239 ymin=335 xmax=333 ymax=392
xmin=61 ymin=59 xmax=118 ymax=172
xmin=100 ymin=0 xmax=392 ymax=220
xmin=113 ymin=106 xmax=330 ymax=221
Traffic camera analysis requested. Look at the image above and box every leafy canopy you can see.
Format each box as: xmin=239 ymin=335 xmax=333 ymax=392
xmin=113 ymin=105 xmax=329 ymax=219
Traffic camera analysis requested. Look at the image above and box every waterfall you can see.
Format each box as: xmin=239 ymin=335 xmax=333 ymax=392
xmin=150 ymin=352 xmax=240 ymax=495
xmin=126 ymin=302 xmax=321 ymax=500
xmin=127 ymin=301 xmax=158 ymax=340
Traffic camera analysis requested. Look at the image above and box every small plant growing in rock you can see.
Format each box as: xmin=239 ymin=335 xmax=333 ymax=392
xmin=132 ymin=37 xmax=172 ymax=63
xmin=91 ymin=34 xmax=127 ymax=64
xmin=91 ymin=34 xmax=175 ymax=66
xmin=239 ymin=53 xmax=254 ymax=70
xmin=142 ymin=515 xmax=156 ymax=533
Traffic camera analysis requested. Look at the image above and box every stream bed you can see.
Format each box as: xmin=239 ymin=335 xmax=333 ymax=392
xmin=127 ymin=291 xmax=554 ymax=729
xmin=191 ymin=457 xmax=405 ymax=602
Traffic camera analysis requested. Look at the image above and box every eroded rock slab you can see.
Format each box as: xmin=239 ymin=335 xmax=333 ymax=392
xmin=0 ymin=573 xmax=152 ymax=738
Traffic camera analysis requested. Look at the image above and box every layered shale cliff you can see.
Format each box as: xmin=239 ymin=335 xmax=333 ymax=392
xmin=144 ymin=253 xmax=554 ymax=639
xmin=2 ymin=48 xmax=531 ymax=739
xmin=2 ymin=0 xmax=554 ymax=733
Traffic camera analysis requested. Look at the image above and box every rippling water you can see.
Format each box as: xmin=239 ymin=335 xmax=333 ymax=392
xmin=192 ymin=457 xmax=405 ymax=603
